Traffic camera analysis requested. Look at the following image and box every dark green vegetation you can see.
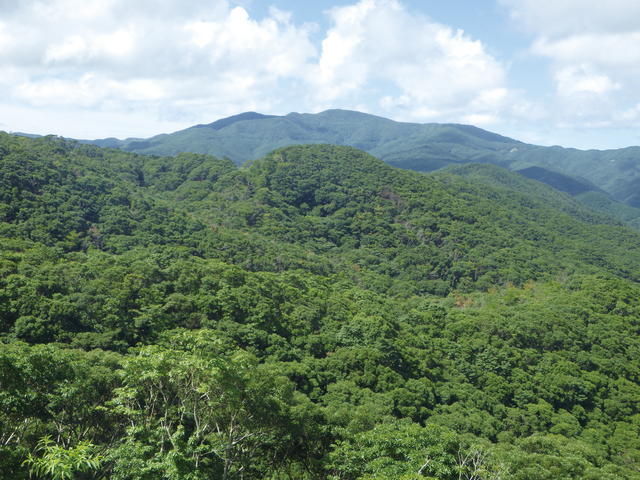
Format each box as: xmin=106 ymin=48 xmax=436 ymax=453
xmin=83 ymin=109 xmax=640 ymax=228
xmin=2 ymin=133 xmax=640 ymax=479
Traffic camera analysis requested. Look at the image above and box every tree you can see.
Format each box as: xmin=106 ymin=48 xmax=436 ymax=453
xmin=23 ymin=436 xmax=102 ymax=480
xmin=110 ymin=330 xmax=295 ymax=480
xmin=328 ymin=417 xmax=459 ymax=479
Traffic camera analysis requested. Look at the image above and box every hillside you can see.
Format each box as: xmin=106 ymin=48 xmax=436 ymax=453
xmin=2 ymin=135 xmax=640 ymax=479
xmin=442 ymin=163 xmax=628 ymax=224
xmin=99 ymin=110 xmax=525 ymax=171
xmin=83 ymin=109 xmax=640 ymax=228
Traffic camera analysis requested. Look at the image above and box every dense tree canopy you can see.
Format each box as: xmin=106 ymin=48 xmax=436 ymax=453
xmin=1 ymin=134 xmax=640 ymax=478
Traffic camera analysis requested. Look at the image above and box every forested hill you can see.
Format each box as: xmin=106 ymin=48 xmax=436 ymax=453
xmin=442 ymin=163 xmax=640 ymax=231
xmin=85 ymin=109 xmax=640 ymax=216
xmin=2 ymin=134 xmax=640 ymax=479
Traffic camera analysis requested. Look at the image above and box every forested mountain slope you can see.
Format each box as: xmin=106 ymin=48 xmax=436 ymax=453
xmin=2 ymin=134 xmax=640 ymax=479
xmin=84 ymin=109 xmax=640 ymax=215
xmin=442 ymin=164 xmax=640 ymax=229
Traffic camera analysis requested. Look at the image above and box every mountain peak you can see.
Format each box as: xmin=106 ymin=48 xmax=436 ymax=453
xmin=195 ymin=111 xmax=280 ymax=131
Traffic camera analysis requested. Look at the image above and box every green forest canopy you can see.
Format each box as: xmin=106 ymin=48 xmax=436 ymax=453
xmin=1 ymin=133 xmax=640 ymax=479
xmin=92 ymin=109 xmax=640 ymax=219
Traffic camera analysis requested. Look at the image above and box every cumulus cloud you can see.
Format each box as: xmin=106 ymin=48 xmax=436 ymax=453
xmin=555 ymin=65 xmax=619 ymax=97
xmin=531 ymin=32 xmax=640 ymax=73
xmin=500 ymin=0 xmax=640 ymax=128
xmin=0 ymin=0 xmax=317 ymax=125
xmin=0 ymin=0 xmax=533 ymax=137
xmin=306 ymin=0 xmax=529 ymax=124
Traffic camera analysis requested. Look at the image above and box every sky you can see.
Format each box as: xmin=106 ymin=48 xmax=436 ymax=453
xmin=1 ymin=0 xmax=640 ymax=149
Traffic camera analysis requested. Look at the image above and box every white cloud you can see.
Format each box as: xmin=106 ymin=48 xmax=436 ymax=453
xmin=43 ymin=35 xmax=89 ymax=64
xmin=0 ymin=0 xmax=317 ymax=131
xmin=185 ymin=6 xmax=315 ymax=78
xmin=613 ymin=104 xmax=640 ymax=122
xmin=0 ymin=0 xmax=556 ymax=139
xmin=498 ymin=0 xmax=640 ymax=38
xmin=500 ymin=0 xmax=640 ymax=129
xmin=555 ymin=65 xmax=619 ymax=96
xmin=306 ymin=0 xmax=526 ymax=123
xmin=14 ymin=75 xmax=97 ymax=107
xmin=98 ymin=29 xmax=135 ymax=57
xmin=531 ymin=32 xmax=640 ymax=72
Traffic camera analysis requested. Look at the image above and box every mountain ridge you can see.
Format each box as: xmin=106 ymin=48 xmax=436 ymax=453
xmin=77 ymin=109 xmax=640 ymax=227
xmin=11 ymin=109 xmax=640 ymax=226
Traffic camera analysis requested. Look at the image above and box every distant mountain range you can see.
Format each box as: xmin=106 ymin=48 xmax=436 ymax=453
xmin=64 ymin=109 xmax=640 ymax=229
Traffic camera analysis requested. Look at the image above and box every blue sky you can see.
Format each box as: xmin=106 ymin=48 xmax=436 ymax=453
xmin=1 ymin=0 xmax=640 ymax=149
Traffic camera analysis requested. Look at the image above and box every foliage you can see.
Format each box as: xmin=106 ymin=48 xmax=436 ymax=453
xmin=329 ymin=418 xmax=459 ymax=479
xmin=110 ymin=330 xmax=296 ymax=480
xmin=22 ymin=436 xmax=102 ymax=480
xmin=84 ymin=109 xmax=640 ymax=223
xmin=2 ymin=136 xmax=640 ymax=478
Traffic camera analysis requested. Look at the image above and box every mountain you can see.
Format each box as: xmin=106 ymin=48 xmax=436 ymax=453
xmin=442 ymin=163 xmax=625 ymax=224
xmin=102 ymin=109 xmax=524 ymax=167
xmin=3 ymin=134 xmax=640 ymax=478
xmin=84 ymin=109 xmax=640 ymax=225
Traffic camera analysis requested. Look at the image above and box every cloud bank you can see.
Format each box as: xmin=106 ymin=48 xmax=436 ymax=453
xmin=311 ymin=0 xmax=532 ymax=125
xmin=0 ymin=0 xmax=317 ymax=128
xmin=0 ymin=0 xmax=521 ymax=137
